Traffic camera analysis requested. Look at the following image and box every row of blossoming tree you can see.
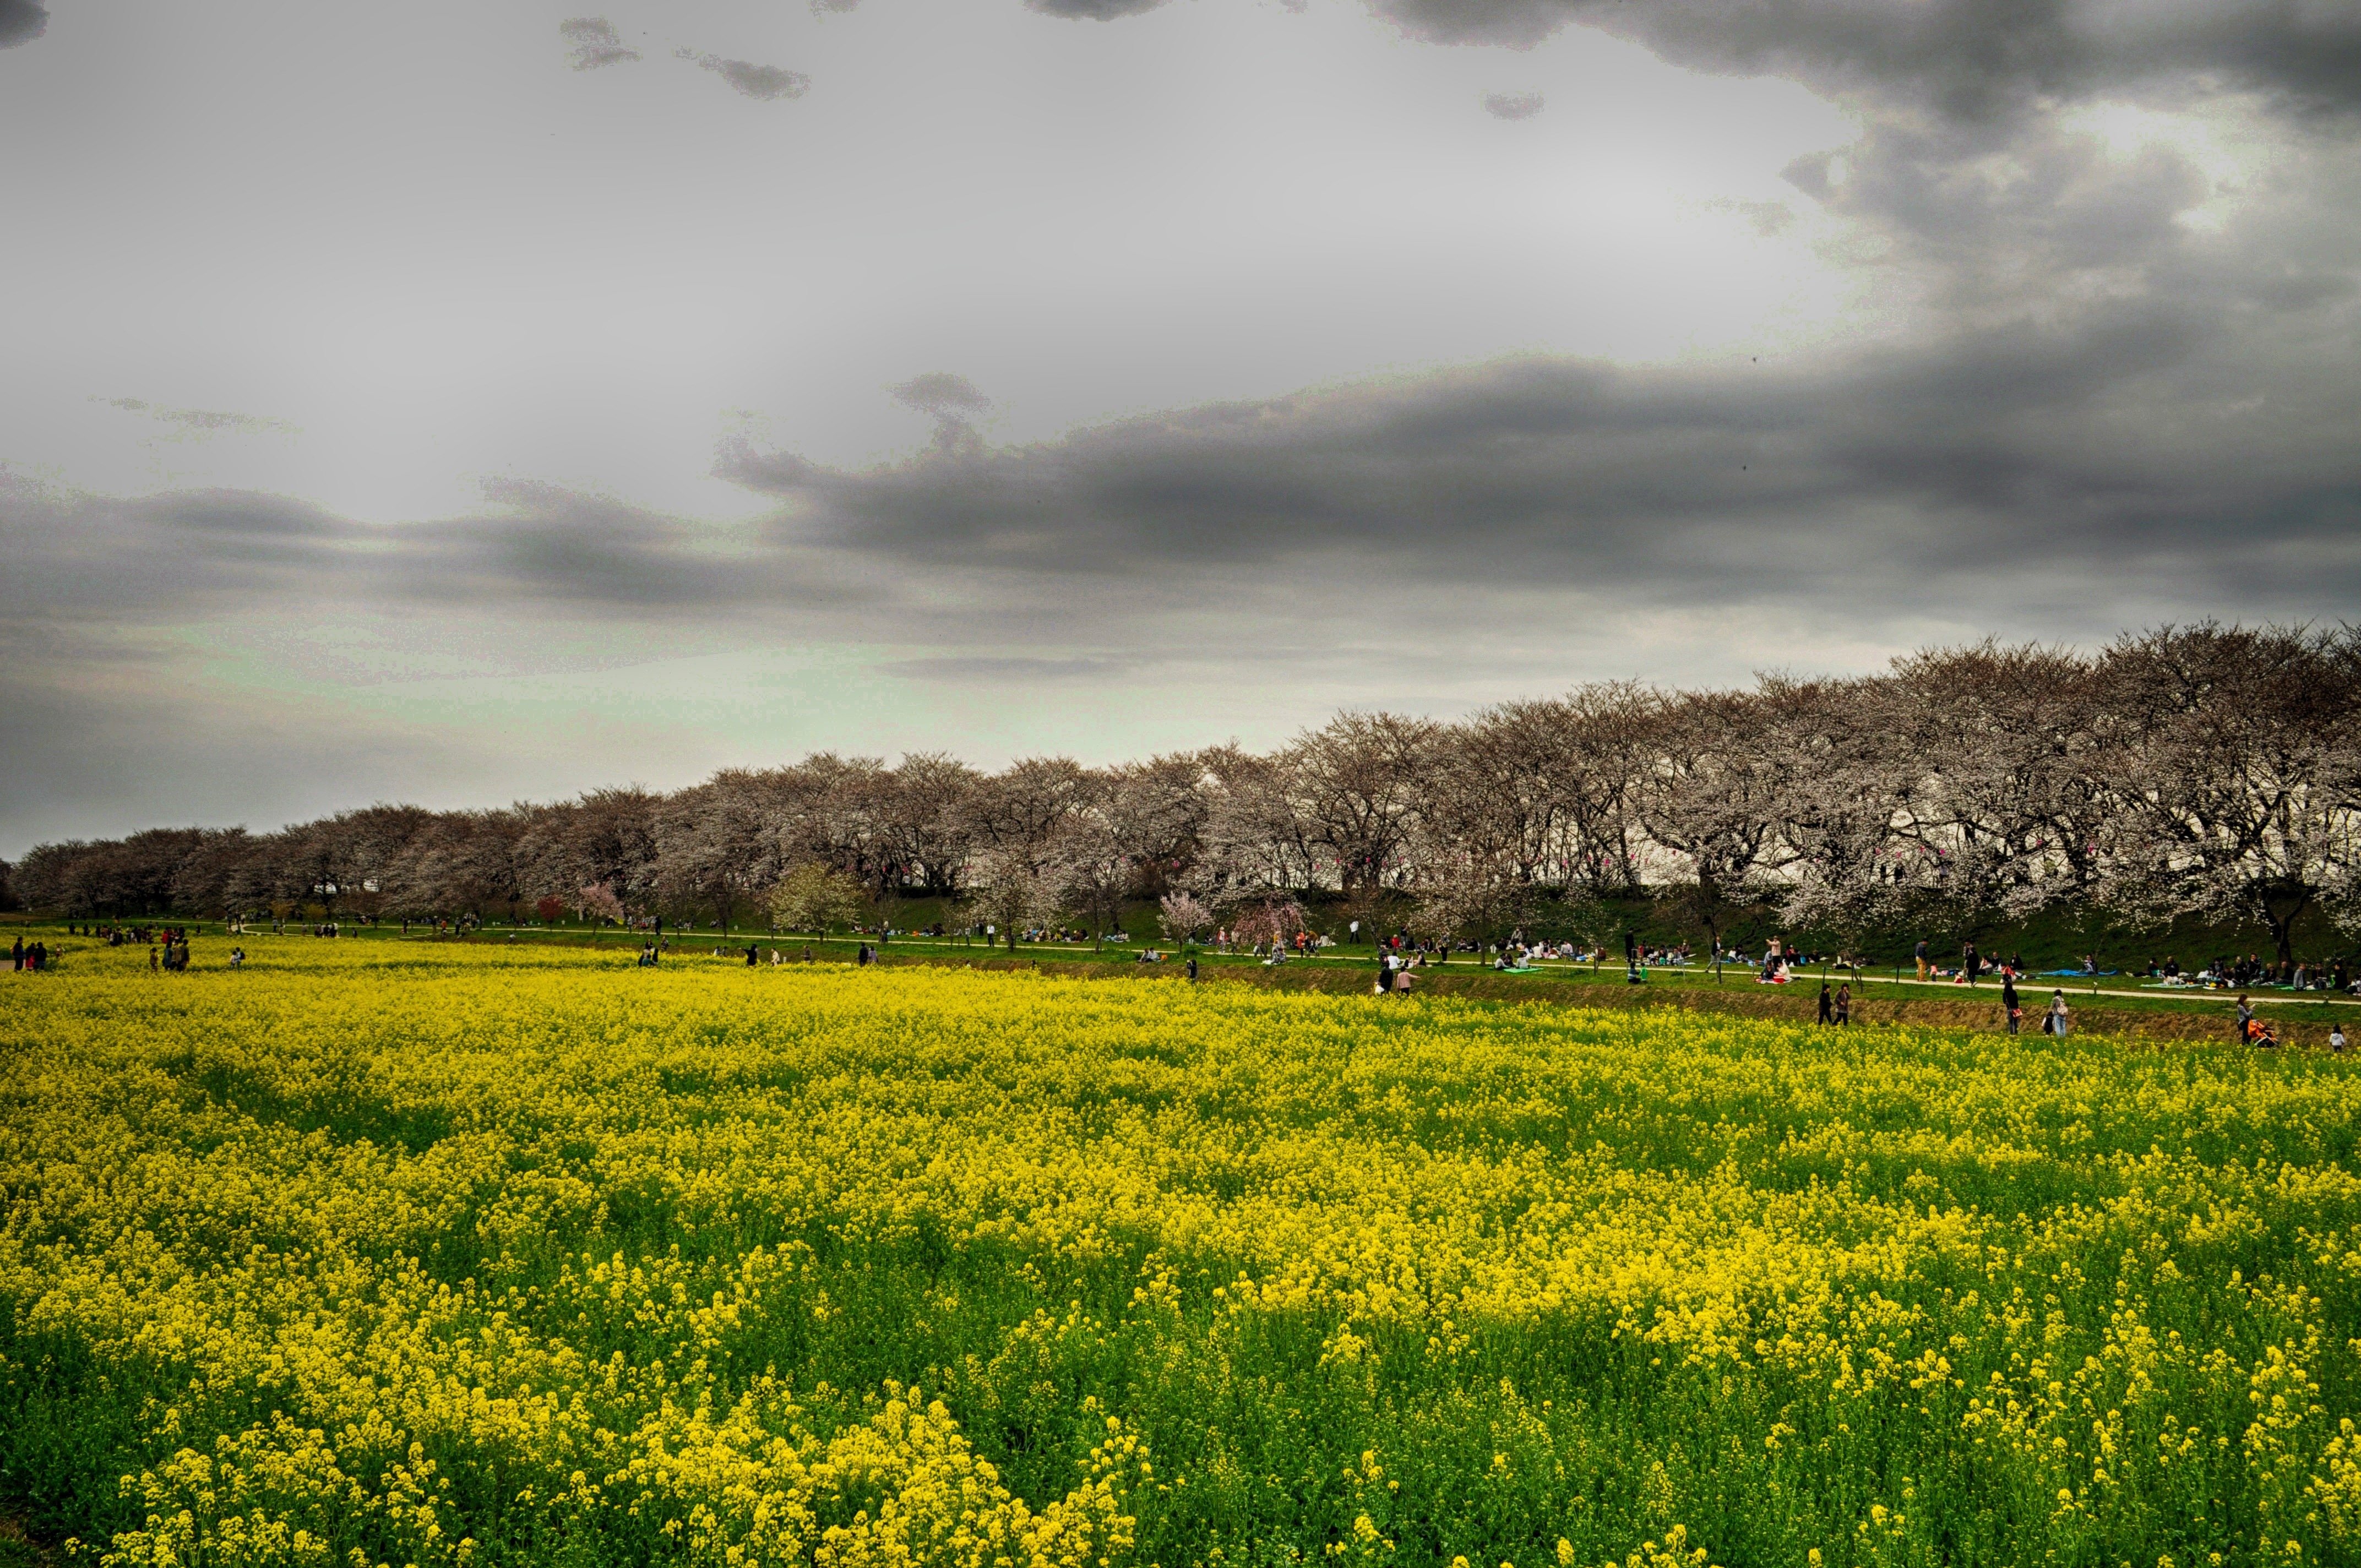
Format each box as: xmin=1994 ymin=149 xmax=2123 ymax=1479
xmin=10 ymin=622 xmax=2359 ymax=966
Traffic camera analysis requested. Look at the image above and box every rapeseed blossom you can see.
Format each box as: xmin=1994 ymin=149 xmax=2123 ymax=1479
xmin=2 ymin=939 xmax=2358 ymax=1566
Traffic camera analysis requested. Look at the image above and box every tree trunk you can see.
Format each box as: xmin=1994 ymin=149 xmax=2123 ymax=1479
xmin=2265 ymin=895 xmax=2307 ymax=974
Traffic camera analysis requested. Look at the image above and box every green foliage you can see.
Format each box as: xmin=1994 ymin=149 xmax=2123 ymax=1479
xmin=766 ymin=862 xmax=867 ymax=934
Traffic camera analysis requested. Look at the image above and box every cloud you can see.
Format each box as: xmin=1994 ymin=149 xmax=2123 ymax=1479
xmin=972 ymin=0 xmax=2361 ymax=122
xmin=681 ymin=50 xmax=811 ymax=101
xmin=1706 ymin=197 xmax=1794 ymax=235
xmin=1370 ymin=0 xmax=2361 ymax=122
xmin=1481 ymin=90 xmax=1546 ymax=121
xmin=710 ymin=252 xmax=2360 ymax=627
xmin=891 ymin=373 xmax=992 ymax=418
xmin=879 ymin=655 xmax=1136 ymax=683
xmin=0 ymin=0 xmax=44 ymax=48
xmin=102 ymin=397 xmax=300 ymax=438
xmin=890 ymin=372 xmax=992 ymax=454
xmin=0 ymin=470 xmax=874 ymax=631
xmin=560 ymin=17 xmax=641 ymax=71
xmin=1025 ymin=0 xmax=1173 ymax=18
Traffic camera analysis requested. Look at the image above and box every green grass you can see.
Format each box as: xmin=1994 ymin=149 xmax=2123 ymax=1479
xmin=13 ymin=908 xmax=2348 ymax=1031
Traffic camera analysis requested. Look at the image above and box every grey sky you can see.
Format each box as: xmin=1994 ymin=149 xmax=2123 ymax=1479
xmin=2 ymin=0 xmax=2355 ymax=854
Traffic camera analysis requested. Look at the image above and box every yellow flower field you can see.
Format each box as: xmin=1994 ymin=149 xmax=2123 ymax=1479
xmin=4 ymin=937 xmax=2360 ymax=1567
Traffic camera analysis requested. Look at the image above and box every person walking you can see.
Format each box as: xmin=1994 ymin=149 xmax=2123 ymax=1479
xmin=1816 ymin=981 xmax=1833 ymax=1024
xmin=2003 ymin=973 xmax=2022 ymax=1036
xmin=2047 ymin=990 xmax=2070 ymax=1037
xmin=2235 ymin=993 xmax=2254 ymax=1044
xmin=1914 ymin=938 xmax=1929 ymax=981
xmin=9 ymin=934 xmax=20 ymax=972
xmin=2331 ymin=1021 xmax=2348 ymax=1053
xmin=1963 ymin=940 xmax=1981 ymax=986
xmin=1834 ymin=981 xmax=1852 ymax=1025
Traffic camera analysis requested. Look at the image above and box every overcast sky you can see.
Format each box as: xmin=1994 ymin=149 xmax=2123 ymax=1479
xmin=2 ymin=0 xmax=2356 ymax=854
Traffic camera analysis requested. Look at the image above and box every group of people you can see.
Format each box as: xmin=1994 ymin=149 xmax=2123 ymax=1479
xmin=14 ymin=929 xmax=253 ymax=973
xmin=1911 ymin=939 xmax=2028 ymax=984
xmin=2232 ymin=994 xmax=2349 ymax=1049
xmin=1216 ymin=929 xmax=1330 ymax=962
xmin=1997 ymin=974 xmax=2073 ymax=1036
xmin=742 ymin=944 xmax=819 ymax=965
xmin=1374 ymin=949 xmax=1422 ymax=993
xmin=77 ymin=922 xmax=192 ymax=948
xmin=2167 ymin=954 xmax=2355 ymax=993
xmin=1793 ymin=962 xmax=2106 ymax=1036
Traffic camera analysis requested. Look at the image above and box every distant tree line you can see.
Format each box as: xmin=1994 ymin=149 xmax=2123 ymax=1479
xmin=12 ymin=623 xmax=2360 ymax=966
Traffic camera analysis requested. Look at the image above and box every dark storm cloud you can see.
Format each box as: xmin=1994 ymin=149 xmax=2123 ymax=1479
xmin=712 ymin=271 xmax=2360 ymax=619
xmin=681 ymin=50 xmax=811 ymax=100
xmin=1009 ymin=0 xmax=2360 ymax=119
xmin=0 ymin=472 xmax=872 ymax=629
xmin=1481 ymin=90 xmax=1545 ymax=120
xmin=12 ymin=0 xmax=2359 ymax=681
xmin=1369 ymin=0 xmax=2361 ymax=121
xmin=560 ymin=17 xmax=640 ymax=71
xmin=0 ymin=0 xmax=45 ymax=48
